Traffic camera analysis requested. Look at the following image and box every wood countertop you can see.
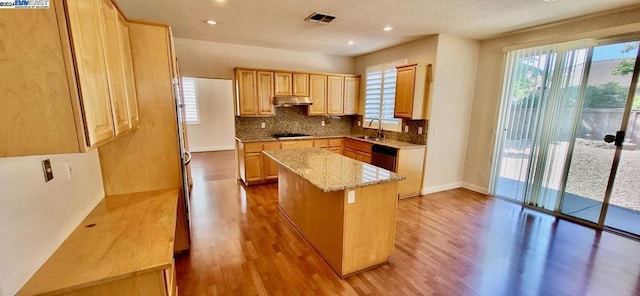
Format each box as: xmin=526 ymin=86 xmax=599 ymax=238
xmin=263 ymin=148 xmax=405 ymax=192
xmin=17 ymin=189 xmax=179 ymax=296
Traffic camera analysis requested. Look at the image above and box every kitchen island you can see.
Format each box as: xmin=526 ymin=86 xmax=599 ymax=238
xmin=263 ymin=148 xmax=405 ymax=277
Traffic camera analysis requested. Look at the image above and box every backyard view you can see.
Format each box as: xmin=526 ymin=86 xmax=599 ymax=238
xmin=495 ymin=40 xmax=640 ymax=234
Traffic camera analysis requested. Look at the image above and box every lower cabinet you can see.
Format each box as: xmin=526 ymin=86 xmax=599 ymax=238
xmin=343 ymin=138 xmax=372 ymax=164
xmin=263 ymin=142 xmax=281 ymax=180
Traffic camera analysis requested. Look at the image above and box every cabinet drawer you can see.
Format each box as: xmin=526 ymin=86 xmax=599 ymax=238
xmin=245 ymin=142 xmax=264 ymax=153
xmin=314 ymin=139 xmax=329 ymax=148
xmin=263 ymin=142 xmax=281 ymax=150
xmin=328 ymin=138 xmax=343 ymax=147
xmin=281 ymin=140 xmax=314 ymax=149
xmin=344 ymin=139 xmax=372 ymax=153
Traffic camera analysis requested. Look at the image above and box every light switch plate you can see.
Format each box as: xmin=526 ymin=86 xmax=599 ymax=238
xmin=357 ymin=121 xmax=361 ymax=127
xmin=418 ymin=127 xmax=423 ymax=134
xmin=261 ymin=122 xmax=266 ymax=128
xmin=321 ymin=120 xmax=325 ymax=126
xmin=347 ymin=190 xmax=356 ymax=204
xmin=42 ymin=159 xmax=53 ymax=182
xmin=404 ymin=125 xmax=409 ymax=133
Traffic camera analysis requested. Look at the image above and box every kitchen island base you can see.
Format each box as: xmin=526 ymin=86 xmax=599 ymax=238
xmin=277 ymin=166 xmax=399 ymax=277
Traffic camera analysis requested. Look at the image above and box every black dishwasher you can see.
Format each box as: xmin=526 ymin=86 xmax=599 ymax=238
xmin=371 ymin=144 xmax=398 ymax=172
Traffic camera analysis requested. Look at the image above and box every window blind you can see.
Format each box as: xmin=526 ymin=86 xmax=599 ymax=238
xmin=181 ymin=77 xmax=199 ymax=124
xmin=364 ymin=59 xmax=406 ymax=131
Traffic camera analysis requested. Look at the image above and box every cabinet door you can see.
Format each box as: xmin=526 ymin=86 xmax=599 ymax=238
xmin=98 ymin=0 xmax=130 ymax=135
xmin=394 ymin=65 xmax=416 ymax=118
xmin=263 ymin=142 xmax=280 ymax=180
xmin=343 ymin=148 xmax=357 ymax=160
xmin=328 ymin=147 xmax=343 ymax=154
xmin=356 ymin=151 xmax=372 ymax=164
xmin=66 ymin=0 xmax=115 ymax=146
xmin=343 ymin=76 xmax=359 ymax=115
xmin=274 ymin=72 xmax=292 ymax=96
xmin=244 ymin=153 xmax=264 ymax=182
xmin=236 ymin=69 xmax=258 ymax=115
xmin=327 ymin=75 xmax=344 ymax=115
xmin=308 ymin=74 xmax=327 ymax=115
xmin=293 ymin=73 xmax=309 ymax=96
xmin=257 ymin=71 xmax=274 ymax=115
xmin=313 ymin=139 xmax=329 ymax=148
xmin=116 ymin=13 xmax=139 ymax=128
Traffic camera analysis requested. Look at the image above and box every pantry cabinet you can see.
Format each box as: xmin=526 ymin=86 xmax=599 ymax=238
xmin=0 ymin=0 xmax=139 ymax=157
xmin=394 ymin=64 xmax=432 ymax=119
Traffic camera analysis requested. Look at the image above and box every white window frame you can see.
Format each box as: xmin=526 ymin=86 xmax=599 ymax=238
xmin=181 ymin=77 xmax=200 ymax=125
xmin=363 ymin=59 xmax=407 ymax=132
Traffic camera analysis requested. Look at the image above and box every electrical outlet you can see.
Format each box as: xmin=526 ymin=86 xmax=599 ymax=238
xmin=65 ymin=160 xmax=73 ymax=179
xmin=321 ymin=120 xmax=325 ymax=126
xmin=261 ymin=122 xmax=266 ymax=128
xmin=357 ymin=121 xmax=361 ymax=127
xmin=404 ymin=125 xmax=409 ymax=133
xmin=347 ymin=190 xmax=356 ymax=204
xmin=418 ymin=127 xmax=423 ymax=134
xmin=42 ymin=159 xmax=53 ymax=182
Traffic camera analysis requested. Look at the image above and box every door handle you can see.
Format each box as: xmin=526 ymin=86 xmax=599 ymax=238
xmin=603 ymin=131 xmax=625 ymax=147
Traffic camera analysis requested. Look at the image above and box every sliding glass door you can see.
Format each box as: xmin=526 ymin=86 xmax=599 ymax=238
xmin=492 ymin=38 xmax=640 ymax=236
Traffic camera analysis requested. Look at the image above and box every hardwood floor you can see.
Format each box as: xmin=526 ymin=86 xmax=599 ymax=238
xmin=177 ymin=151 xmax=640 ymax=295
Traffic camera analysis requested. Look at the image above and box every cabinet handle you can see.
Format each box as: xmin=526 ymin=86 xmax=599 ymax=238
xmin=184 ymin=151 xmax=192 ymax=165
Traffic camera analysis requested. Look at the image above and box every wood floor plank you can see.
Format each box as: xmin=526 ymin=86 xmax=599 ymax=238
xmin=177 ymin=151 xmax=640 ymax=295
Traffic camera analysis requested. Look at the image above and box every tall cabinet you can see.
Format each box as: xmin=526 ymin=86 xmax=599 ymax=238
xmin=97 ymin=21 xmax=191 ymax=253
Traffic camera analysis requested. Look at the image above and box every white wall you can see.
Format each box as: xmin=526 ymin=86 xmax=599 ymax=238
xmin=186 ymin=78 xmax=236 ymax=152
xmin=0 ymin=150 xmax=104 ymax=296
xmin=423 ymin=34 xmax=479 ymax=194
xmin=354 ymin=34 xmax=480 ymax=195
xmin=462 ymin=6 xmax=640 ymax=194
xmin=174 ymin=38 xmax=355 ymax=79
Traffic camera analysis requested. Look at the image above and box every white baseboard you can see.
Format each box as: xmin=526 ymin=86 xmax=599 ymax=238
xmin=420 ymin=182 xmax=463 ymax=195
xmin=462 ymin=182 xmax=489 ymax=195
xmin=189 ymin=145 xmax=235 ymax=152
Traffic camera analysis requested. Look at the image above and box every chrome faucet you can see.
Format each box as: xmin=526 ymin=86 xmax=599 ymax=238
xmin=368 ymin=118 xmax=384 ymax=139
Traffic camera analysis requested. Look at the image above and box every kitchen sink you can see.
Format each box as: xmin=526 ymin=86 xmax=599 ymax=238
xmin=354 ymin=136 xmax=385 ymax=141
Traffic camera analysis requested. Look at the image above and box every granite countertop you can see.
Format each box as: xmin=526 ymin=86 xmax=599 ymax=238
xmin=263 ymin=148 xmax=406 ymax=192
xmin=236 ymin=135 xmax=427 ymax=149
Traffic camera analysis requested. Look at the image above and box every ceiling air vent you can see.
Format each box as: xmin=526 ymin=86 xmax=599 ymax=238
xmin=304 ymin=12 xmax=336 ymax=24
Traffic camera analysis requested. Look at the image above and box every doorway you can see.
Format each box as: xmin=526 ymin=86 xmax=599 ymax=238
xmin=492 ymin=38 xmax=640 ymax=236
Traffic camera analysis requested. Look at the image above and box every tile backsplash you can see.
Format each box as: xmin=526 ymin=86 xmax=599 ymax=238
xmin=351 ymin=116 xmax=428 ymax=145
xmin=235 ymin=107 xmax=428 ymax=145
xmin=235 ymin=106 xmax=353 ymax=139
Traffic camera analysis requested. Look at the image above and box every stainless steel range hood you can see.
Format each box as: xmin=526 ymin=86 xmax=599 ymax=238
xmin=273 ymin=96 xmax=313 ymax=107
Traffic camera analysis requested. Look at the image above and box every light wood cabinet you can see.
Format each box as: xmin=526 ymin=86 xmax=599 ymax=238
xmin=257 ymin=71 xmax=275 ymax=115
xmin=116 ymin=13 xmax=139 ymax=127
xmin=281 ymin=140 xmax=314 ymax=149
xmin=308 ymin=74 xmax=327 ymax=115
xmin=293 ymin=73 xmax=309 ymax=97
xmin=394 ymin=64 xmax=432 ymax=119
xmin=343 ymin=76 xmax=360 ymax=115
xmin=343 ymin=138 xmax=372 ymax=164
xmin=397 ymin=148 xmax=426 ymax=198
xmin=234 ymin=69 xmax=274 ymax=116
xmin=274 ymin=72 xmax=292 ymax=96
xmin=263 ymin=142 xmax=281 ymax=180
xmin=245 ymin=153 xmax=264 ymax=182
xmin=0 ymin=0 xmax=140 ymax=157
xmin=327 ymin=75 xmax=344 ymax=115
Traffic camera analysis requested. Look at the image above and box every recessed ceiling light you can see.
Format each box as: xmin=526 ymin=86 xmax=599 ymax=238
xmin=204 ymin=20 xmax=217 ymax=25
xmin=382 ymin=26 xmax=394 ymax=31
xmin=347 ymin=40 xmax=354 ymax=45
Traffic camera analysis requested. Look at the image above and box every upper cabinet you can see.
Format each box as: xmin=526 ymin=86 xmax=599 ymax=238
xmin=327 ymin=75 xmax=344 ymax=115
xmin=233 ymin=67 xmax=361 ymax=117
xmin=394 ymin=64 xmax=432 ymax=120
xmin=343 ymin=76 xmax=360 ymax=115
xmin=293 ymin=73 xmax=309 ymax=97
xmin=308 ymin=74 xmax=327 ymax=116
xmin=274 ymin=72 xmax=292 ymax=96
xmin=0 ymin=0 xmax=139 ymax=157
xmin=234 ymin=69 xmax=274 ymax=116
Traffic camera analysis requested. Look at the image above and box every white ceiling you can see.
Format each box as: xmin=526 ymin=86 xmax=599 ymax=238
xmin=116 ymin=0 xmax=639 ymax=57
